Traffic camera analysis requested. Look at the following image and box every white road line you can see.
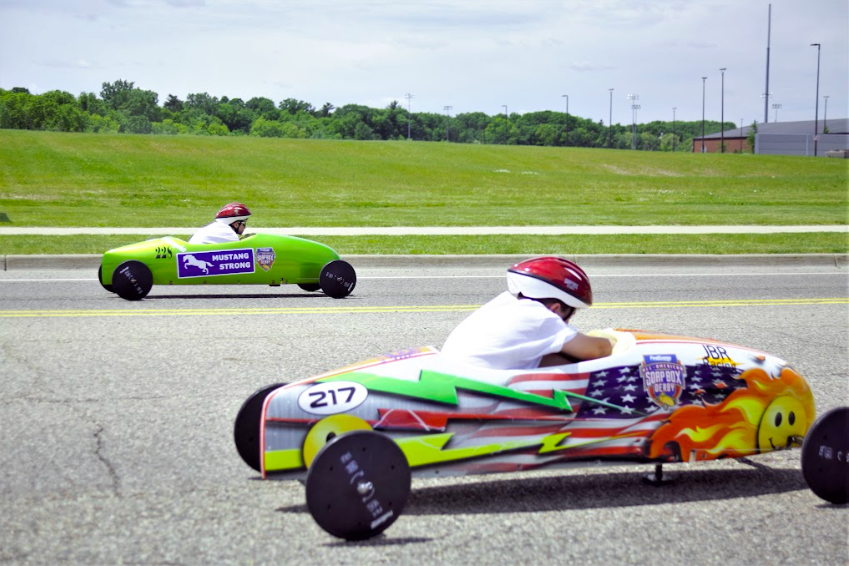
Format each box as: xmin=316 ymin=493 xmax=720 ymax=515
xmin=0 ymin=272 xmax=846 ymax=283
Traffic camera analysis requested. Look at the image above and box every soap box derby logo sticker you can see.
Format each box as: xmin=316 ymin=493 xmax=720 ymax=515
xmin=255 ymin=247 xmax=276 ymax=272
xmin=640 ymin=354 xmax=686 ymax=409
xmin=177 ymin=249 xmax=255 ymax=278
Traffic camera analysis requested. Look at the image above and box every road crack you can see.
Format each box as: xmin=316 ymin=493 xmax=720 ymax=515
xmin=94 ymin=425 xmax=122 ymax=498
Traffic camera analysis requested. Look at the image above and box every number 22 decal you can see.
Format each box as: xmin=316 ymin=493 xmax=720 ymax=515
xmin=154 ymin=246 xmax=173 ymax=259
xmin=298 ymin=381 xmax=368 ymax=415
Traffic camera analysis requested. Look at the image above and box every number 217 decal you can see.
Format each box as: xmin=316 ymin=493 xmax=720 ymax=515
xmin=297 ymin=381 xmax=368 ymax=415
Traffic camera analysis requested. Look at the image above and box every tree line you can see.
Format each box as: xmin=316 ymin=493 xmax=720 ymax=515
xmin=0 ymin=79 xmax=743 ymax=151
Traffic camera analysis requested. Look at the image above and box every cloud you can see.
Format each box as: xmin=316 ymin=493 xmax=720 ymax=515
xmin=37 ymin=58 xmax=100 ymax=70
xmin=1 ymin=0 xmax=846 ymax=123
xmin=568 ymin=61 xmax=618 ymax=72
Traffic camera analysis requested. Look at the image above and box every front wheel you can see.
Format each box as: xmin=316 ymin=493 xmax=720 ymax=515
xmin=305 ymin=430 xmax=411 ymax=541
xmin=112 ymin=261 xmax=153 ymax=301
xmin=319 ymin=259 xmax=356 ymax=299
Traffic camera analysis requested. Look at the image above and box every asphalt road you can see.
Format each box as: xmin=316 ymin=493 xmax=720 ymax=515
xmin=1 ymin=259 xmax=847 ymax=564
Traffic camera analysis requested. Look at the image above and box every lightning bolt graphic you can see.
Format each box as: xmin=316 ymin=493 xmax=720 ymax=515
xmin=264 ymin=430 xmax=647 ymax=472
xmin=319 ymin=370 xmax=574 ymax=412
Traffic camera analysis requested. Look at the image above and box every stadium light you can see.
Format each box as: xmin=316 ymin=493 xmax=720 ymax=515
xmin=701 ymin=77 xmax=707 ymax=153
xmin=562 ymin=94 xmax=569 ymax=147
xmin=628 ymin=94 xmax=639 ymax=150
xmin=404 ymin=93 xmax=414 ymax=140
xmin=608 ymin=88 xmax=614 ymax=148
xmin=672 ymin=107 xmax=677 ymax=152
xmin=823 ymin=95 xmax=830 ymax=130
xmin=811 ymin=43 xmax=821 ymax=156
xmin=720 ymin=68 xmax=727 ymax=153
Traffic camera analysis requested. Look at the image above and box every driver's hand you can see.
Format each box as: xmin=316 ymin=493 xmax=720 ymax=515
xmin=239 ymin=233 xmax=254 ymax=240
xmin=587 ymin=329 xmax=635 ymax=355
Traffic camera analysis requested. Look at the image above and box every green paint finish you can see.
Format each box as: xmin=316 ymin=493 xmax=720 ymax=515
xmin=396 ymin=432 xmax=540 ymax=467
xmin=100 ymin=233 xmax=338 ymax=286
xmin=264 ymin=448 xmax=305 ymax=472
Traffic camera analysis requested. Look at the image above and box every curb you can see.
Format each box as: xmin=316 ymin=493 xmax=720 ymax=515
xmin=3 ymin=253 xmax=847 ymax=271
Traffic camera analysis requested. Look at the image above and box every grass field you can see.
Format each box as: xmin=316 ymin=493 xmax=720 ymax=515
xmin=0 ymin=130 xmax=846 ymax=254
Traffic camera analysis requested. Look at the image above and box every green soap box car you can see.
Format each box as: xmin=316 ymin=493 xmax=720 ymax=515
xmin=99 ymin=234 xmax=356 ymax=301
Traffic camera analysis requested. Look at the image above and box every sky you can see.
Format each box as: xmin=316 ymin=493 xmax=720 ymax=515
xmin=1 ymin=0 xmax=847 ymax=126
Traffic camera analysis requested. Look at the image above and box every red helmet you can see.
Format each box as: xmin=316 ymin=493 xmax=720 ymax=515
xmin=215 ymin=202 xmax=251 ymax=223
xmin=507 ymin=256 xmax=593 ymax=309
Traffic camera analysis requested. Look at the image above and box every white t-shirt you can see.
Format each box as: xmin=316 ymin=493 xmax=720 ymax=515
xmin=441 ymin=291 xmax=578 ymax=370
xmin=188 ymin=220 xmax=239 ymax=245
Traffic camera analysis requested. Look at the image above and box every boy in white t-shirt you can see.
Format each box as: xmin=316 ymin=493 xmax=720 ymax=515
xmin=441 ymin=256 xmax=613 ymax=370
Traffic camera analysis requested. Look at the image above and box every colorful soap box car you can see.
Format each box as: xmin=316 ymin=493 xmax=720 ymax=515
xmin=99 ymin=234 xmax=356 ymax=300
xmin=235 ymin=329 xmax=849 ymax=541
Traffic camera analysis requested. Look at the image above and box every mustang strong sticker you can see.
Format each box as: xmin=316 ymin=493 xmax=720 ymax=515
xmin=177 ymin=249 xmax=256 ymax=278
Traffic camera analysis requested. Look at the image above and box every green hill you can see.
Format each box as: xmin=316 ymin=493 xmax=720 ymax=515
xmin=2 ymin=129 xmax=846 ymax=228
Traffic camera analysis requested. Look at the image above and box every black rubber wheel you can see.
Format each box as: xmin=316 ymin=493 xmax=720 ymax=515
xmin=98 ymin=264 xmax=114 ymax=293
xmin=111 ymin=261 xmax=153 ymax=301
xmin=306 ymin=430 xmax=410 ymax=541
xmin=234 ymin=383 xmax=285 ymax=472
xmin=298 ymin=283 xmax=321 ymax=292
xmin=319 ymin=259 xmax=357 ymax=299
xmin=801 ymin=406 xmax=849 ymax=504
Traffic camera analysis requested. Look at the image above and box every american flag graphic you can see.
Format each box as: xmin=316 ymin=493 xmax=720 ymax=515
xmin=401 ymin=361 xmax=750 ymax=475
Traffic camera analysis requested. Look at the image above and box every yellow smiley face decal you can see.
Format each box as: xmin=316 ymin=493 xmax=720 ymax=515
xmin=758 ymin=395 xmax=807 ymax=452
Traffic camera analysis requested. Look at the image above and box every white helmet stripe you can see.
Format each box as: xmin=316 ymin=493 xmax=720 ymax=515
xmin=506 ymin=272 xmax=590 ymax=309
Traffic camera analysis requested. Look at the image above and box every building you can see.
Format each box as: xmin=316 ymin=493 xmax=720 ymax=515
xmin=692 ymin=118 xmax=849 ymax=156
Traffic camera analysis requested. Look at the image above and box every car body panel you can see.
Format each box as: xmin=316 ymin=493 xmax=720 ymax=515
xmin=101 ymin=234 xmax=340 ymax=286
xmin=257 ymin=330 xmax=816 ymax=481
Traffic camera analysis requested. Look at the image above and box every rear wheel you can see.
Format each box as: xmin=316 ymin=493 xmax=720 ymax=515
xmin=234 ymin=383 xmax=285 ymax=472
xmin=111 ymin=261 xmax=153 ymax=301
xmin=298 ymin=283 xmax=321 ymax=292
xmin=802 ymin=406 xmax=849 ymax=504
xmin=98 ymin=264 xmax=114 ymax=293
xmin=319 ymin=259 xmax=357 ymax=299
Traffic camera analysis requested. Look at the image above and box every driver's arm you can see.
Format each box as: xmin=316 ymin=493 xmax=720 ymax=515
xmin=560 ymin=333 xmax=613 ymax=361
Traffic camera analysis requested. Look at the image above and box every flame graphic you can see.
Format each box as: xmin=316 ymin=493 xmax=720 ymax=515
xmin=647 ymin=367 xmax=814 ymax=462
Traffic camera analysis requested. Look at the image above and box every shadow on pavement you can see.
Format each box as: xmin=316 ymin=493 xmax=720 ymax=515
xmin=404 ymin=466 xmax=808 ymax=515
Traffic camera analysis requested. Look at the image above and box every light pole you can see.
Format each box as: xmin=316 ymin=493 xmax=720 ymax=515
xmin=502 ymin=105 xmax=508 ymax=118
xmin=561 ymin=94 xmax=569 ymax=147
xmin=764 ymin=3 xmax=772 ymax=122
xmin=811 ymin=43 xmax=821 ymax=156
xmin=627 ymin=94 xmax=639 ymax=150
xmin=701 ymin=76 xmax=707 ymax=153
xmin=761 ymin=92 xmax=772 ymax=127
xmin=608 ymin=88 xmax=614 ymax=148
xmin=824 ymin=95 xmax=830 ymax=131
xmin=720 ymin=68 xmax=726 ymax=153
xmin=443 ymin=105 xmax=452 ymax=142
xmin=404 ymin=93 xmax=414 ymax=140
xmin=772 ymin=103 xmax=782 ymax=122
xmin=672 ymin=107 xmax=677 ymax=152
